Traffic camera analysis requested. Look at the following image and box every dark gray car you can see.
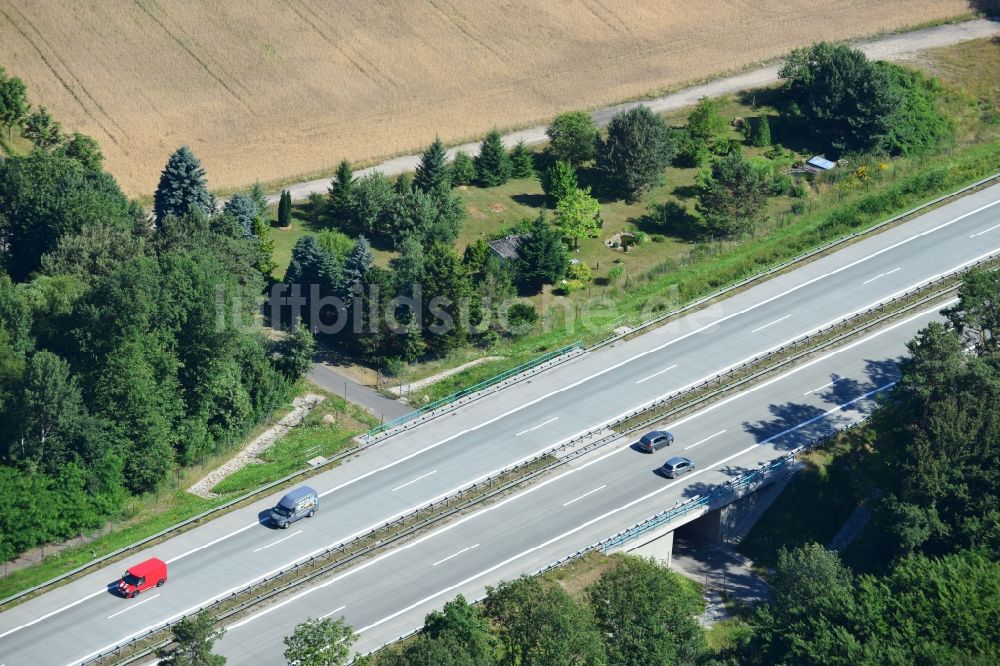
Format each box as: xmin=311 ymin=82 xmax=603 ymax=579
xmin=660 ymin=456 xmax=695 ymax=479
xmin=269 ymin=485 xmax=319 ymax=528
xmin=638 ymin=430 xmax=674 ymax=453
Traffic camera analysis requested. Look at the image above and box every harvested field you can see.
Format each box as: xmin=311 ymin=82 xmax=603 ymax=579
xmin=0 ymin=1 xmax=971 ymax=195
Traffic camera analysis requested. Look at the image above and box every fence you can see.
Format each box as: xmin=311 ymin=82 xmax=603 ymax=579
xmin=362 ymin=340 xmax=584 ymax=441
xmin=12 ymin=175 xmax=999 ymax=631
xmin=92 ymin=261 xmax=968 ymax=664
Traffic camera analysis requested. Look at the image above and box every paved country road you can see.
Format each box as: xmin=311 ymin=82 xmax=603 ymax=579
xmin=1 ymin=184 xmax=998 ymax=665
xmin=215 ymin=301 xmax=943 ymax=664
xmin=269 ymin=18 xmax=1000 ymax=205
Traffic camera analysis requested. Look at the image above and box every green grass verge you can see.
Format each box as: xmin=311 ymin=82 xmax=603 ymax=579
xmin=0 ymin=382 xmax=377 ymax=603
xmin=212 ymin=394 xmax=377 ymax=494
xmin=425 ymin=140 xmax=1000 ymax=400
xmin=705 ymin=617 xmax=752 ymax=653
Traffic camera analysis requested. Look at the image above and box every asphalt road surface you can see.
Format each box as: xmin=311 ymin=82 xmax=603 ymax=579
xmin=0 ymin=184 xmax=998 ymax=665
xmin=271 ymin=19 xmax=1000 ymax=204
xmin=215 ymin=301 xmax=945 ymax=663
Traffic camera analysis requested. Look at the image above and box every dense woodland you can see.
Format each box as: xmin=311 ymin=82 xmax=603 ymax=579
xmin=0 ymin=36 xmax=997 ymax=663
xmin=0 ymin=95 xmax=312 ymax=561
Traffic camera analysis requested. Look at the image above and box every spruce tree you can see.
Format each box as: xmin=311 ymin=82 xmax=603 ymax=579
xmin=517 ymin=211 xmax=568 ymax=291
xmin=249 ymin=181 xmax=269 ymax=220
xmin=223 ymin=193 xmax=258 ymax=237
xmin=343 ymin=235 xmax=374 ymax=296
xmin=414 ymin=136 xmax=450 ymax=194
xmin=596 ymin=106 xmax=675 ymax=199
xmin=751 ymin=114 xmax=772 ymax=147
xmin=327 ymin=159 xmax=356 ymax=227
xmin=450 ymin=151 xmax=476 ymax=186
xmin=509 ymin=140 xmax=535 ymax=179
xmin=153 ymin=145 xmax=212 ymax=221
xmin=278 ymin=190 xmax=292 ymax=227
xmin=474 ymin=129 xmax=512 ymax=187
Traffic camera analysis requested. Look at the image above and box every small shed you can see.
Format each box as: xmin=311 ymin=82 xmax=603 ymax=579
xmin=805 ymin=155 xmax=836 ymax=173
xmin=488 ymin=235 xmax=524 ymax=262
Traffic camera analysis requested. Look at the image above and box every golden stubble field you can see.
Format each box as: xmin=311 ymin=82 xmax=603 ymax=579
xmin=0 ymin=0 xmax=971 ymax=195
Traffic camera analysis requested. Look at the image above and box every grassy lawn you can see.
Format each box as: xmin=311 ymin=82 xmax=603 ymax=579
xmin=266 ymin=36 xmax=1000 ymax=394
xmin=0 ymin=381 xmax=376 ymax=602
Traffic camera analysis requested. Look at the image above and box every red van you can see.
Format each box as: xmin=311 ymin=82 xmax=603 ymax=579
xmin=117 ymin=557 xmax=167 ymax=598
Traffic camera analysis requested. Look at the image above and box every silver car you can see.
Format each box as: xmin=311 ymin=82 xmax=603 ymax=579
xmin=638 ymin=430 xmax=674 ymax=453
xmin=660 ymin=456 xmax=695 ymax=479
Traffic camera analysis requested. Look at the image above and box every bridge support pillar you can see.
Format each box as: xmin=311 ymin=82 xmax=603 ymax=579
xmin=628 ymin=528 xmax=674 ymax=567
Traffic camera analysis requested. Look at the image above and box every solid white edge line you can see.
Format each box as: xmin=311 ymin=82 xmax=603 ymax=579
xmin=432 ymin=544 xmax=480 ymax=567
xmin=636 ymin=364 xmax=678 ymax=385
xmin=65 ymin=299 xmax=960 ymax=665
xmin=106 ymin=594 xmax=160 ymax=620
xmin=684 ymin=430 xmax=727 ymax=450
xmin=562 ymin=485 xmax=608 ymax=507
xmin=252 ymin=530 xmax=303 ymax=553
xmin=391 ymin=470 xmax=438 ymax=493
xmin=221 ymin=301 xmax=950 ymax=644
xmin=54 ymin=201 xmax=991 ymax=659
xmin=354 ymin=381 xmax=898 ymax=637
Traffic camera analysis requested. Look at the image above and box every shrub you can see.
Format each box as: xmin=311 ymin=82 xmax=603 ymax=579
xmin=566 ymin=261 xmax=592 ymax=282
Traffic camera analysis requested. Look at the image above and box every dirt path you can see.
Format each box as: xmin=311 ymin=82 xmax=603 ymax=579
xmin=386 ymin=356 xmax=503 ymax=398
xmin=187 ymin=394 xmax=324 ymax=499
xmin=271 ymin=19 xmax=999 ymax=205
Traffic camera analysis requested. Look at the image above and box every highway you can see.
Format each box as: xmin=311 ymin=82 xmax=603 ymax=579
xmin=214 ymin=300 xmax=946 ymax=663
xmin=0 ymin=183 xmax=997 ymax=665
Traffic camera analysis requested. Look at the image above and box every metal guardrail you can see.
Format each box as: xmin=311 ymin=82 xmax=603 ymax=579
xmin=358 ymin=267 xmax=982 ymax=657
xmin=0 ymin=341 xmax=585 ymax=610
xmin=62 ymin=258 xmax=986 ymax=663
xmin=363 ymin=340 xmax=585 ymax=441
xmin=589 ymin=170 xmax=1000 ymax=350
xmin=9 ymin=174 xmax=996 ymax=617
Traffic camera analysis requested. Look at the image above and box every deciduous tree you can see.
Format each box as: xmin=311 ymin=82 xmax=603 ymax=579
xmin=22 ymin=106 xmax=63 ymax=150
xmin=157 ymin=611 xmax=226 ymax=666
xmin=283 ymin=616 xmax=356 ymax=666
xmin=588 ymin=556 xmax=706 ymax=666
xmin=540 ymin=160 xmax=578 ymax=206
xmin=546 ymin=111 xmax=598 ymax=166
xmin=0 ymin=68 xmax=29 ymax=140
xmin=596 ymin=106 xmax=675 ymax=199
xmin=696 ymin=150 xmax=770 ymax=238
xmin=484 ymin=575 xmax=607 ymax=666
xmin=554 ymin=186 xmax=601 ymax=248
